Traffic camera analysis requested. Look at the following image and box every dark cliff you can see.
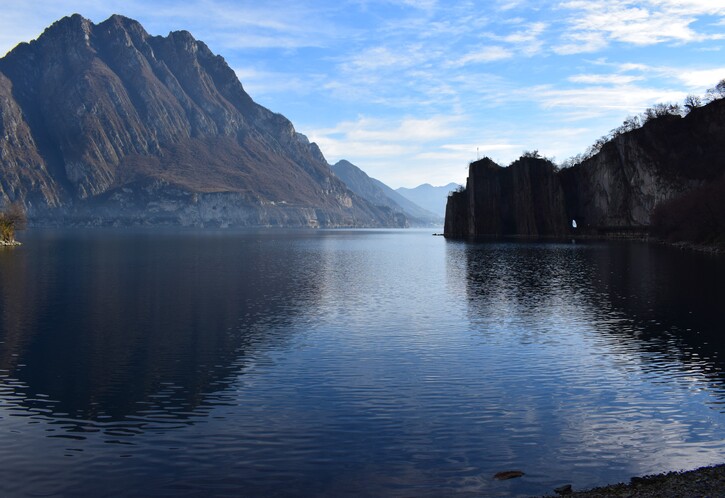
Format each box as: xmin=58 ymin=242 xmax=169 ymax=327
xmin=445 ymin=157 xmax=567 ymax=237
xmin=445 ymin=98 xmax=725 ymax=239
xmin=0 ymin=14 xmax=400 ymax=227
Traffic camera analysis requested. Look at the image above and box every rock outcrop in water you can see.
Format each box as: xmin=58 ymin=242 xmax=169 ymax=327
xmin=445 ymin=98 xmax=725 ymax=239
xmin=0 ymin=14 xmax=402 ymax=227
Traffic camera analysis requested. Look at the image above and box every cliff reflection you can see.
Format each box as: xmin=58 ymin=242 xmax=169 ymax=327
xmin=0 ymin=229 xmax=323 ymax=427
xmin=460 ymin=240 xmax=725 ymax=392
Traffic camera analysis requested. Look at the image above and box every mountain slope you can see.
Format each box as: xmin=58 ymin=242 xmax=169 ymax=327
xmin=331 ymin=160 xmax=441 ymax=226
xmin=396 ymin=183 xmax=460 ymax=218
xmin=0 ymin=14 xmax=401 ymax=227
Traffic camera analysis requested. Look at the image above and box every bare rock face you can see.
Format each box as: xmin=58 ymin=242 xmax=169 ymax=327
xmin=0 ymin=14 xmax=399 ymax=227
xmin=445 ymin=156 xmax=568 ymax=237
xmin=560 ymin=101 xmax=725 ymax=230
xmin=445 ymin=98 xmax=725 ymax=238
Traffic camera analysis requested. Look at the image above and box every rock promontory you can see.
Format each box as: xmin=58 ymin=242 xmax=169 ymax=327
xmin=445 ymin=98 xmax=725 ymax=241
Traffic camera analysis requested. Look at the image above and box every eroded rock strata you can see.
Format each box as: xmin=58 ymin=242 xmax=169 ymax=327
xmin=0 ymin=14 xmax=402 ymax=227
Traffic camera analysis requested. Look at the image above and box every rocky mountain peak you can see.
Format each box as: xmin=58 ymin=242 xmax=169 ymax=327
xmin=0 ymin=14 xmax=402 ymax=227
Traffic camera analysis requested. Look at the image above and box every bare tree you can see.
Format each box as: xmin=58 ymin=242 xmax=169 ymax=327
xmin=0 ymin=202 xmax=27 ymax=243
xmin=684 ymin=95 xmax=703 ymax=112
xmin=705 ymin=79 xmax=725 ymax=102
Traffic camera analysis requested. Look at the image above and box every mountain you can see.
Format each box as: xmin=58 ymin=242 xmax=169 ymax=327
xmin=445 ymin=98 xmax=725 ymax=241
xmin=331 ymin=160 xmax=442 ymax=226
xmin=0 ymin=14 xmax=403 ymax=228
xmin=396 ymin=183 xmax=460 ymax=218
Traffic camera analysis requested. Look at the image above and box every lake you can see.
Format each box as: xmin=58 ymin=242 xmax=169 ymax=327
xmin=1 ymin=228 xmax=724 ymax=497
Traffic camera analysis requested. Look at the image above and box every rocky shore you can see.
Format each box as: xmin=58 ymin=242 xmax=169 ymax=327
xmin=543 ymin=464 xmax=725 ymax=497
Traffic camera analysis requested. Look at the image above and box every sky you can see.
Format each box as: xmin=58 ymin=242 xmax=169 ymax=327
xmin=1 ymin=1 xmax=724 ymax=188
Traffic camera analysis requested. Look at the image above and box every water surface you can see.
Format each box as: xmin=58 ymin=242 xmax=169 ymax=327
xmin=1 ymin=229 xmax=724 ymax=497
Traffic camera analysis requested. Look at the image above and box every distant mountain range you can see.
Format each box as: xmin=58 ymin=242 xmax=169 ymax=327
xmin=331 ymin=160 xmax=442 ymax=227
xmin=0 ymin=14 xmax=407 ymax=228
xmin=396 ymin=183 xmax=460 ymax=218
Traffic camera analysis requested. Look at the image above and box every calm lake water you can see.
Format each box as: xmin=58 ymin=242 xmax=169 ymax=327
xmin=1 ymin=228 xmax=724 ymax=497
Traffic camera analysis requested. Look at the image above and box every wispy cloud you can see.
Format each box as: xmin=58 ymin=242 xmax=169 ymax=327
xmin=675 ymin=68 xmax=725 ymax=88
xmin=568 ymin=74 xmax=645 ymax=85
xmin=529 ymin=84 xmax=687 ymax=114
xmin=450 ymin=46 xmax=513 ymax=66
xmin=554 ymin=0 xmax=725 ymax=54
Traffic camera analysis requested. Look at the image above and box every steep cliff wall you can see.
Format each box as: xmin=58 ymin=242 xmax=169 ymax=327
xmin=446 ymin=98 xmax=725 ymax=239
xmin=0 ymin=14 xmax=400 ymax=227
xmin=449 ymin=156 xmax=568 ymax=237
xmin=560 ymin=100 xmax=725 ymax=230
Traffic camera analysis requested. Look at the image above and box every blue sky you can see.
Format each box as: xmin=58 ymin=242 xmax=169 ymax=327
xmin=2 ymin=1 xmax=724 ymax=188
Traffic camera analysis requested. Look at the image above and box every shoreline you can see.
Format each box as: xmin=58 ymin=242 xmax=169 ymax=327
xmin=542 ymin=463 xmax=725 ymax=497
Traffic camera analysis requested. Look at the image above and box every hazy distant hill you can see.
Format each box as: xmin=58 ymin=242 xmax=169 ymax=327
xmin=0 ymin=14 xmax=404 ymax=228
xmin=396 ymin=183 xmax=461 ymax=218
xmin=331 ymin=160 xmax=442 ymax=226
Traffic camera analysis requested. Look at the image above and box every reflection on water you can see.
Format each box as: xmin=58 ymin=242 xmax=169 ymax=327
xmin=0 ymin=230 xmax=724 ymax=497
xmin=0 ymin=230 xmax=318 ymax=425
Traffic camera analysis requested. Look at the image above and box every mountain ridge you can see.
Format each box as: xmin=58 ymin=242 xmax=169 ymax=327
xmin=0 ymin=14 xmax=403 ymax=227
xmin=396 ymin=182 xmax=460 ymax=218
xmin=331 ymin=160 xmax=441 ymax=226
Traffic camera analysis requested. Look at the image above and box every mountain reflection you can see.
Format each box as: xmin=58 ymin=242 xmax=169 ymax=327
xmin=461 ymin=240 xmax=725 ymax=396
xmin=0 ymin=229 xmax=321 ymax=426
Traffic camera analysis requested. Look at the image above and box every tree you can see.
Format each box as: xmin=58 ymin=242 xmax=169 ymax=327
xmin=684 ymin=95 xmax=702 ymax=112
xmin=705 ymin=79 xmax=725 ymax=102
xmin=642 ymin=102 xmax=682 ymax=123
xmin=0 ymin=202 xmax=27 ymax=244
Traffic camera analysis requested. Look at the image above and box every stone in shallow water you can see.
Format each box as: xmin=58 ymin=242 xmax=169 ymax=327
xmin=554 ymin=483 xmax=573 ymax=495
xmin=493 ymin=470 xmax=525 ymax=480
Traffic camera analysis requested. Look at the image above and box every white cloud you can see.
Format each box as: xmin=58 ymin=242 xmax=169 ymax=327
xmin=310 ymin=115 xmax=463 ymax=149
xmin=343 ymin=45 xmax=424 ymax=71
xmin=450 ymin=46 xmax=513 ymax=67
xmin=568 ymin=74 xmax=644 ymax=85
xmin=555 ymin=0 xmax=725 ymax=53
xmin=234 ymin=68 xmax=326 ymax=98
xmin=306 ymin=114 xmax=472 ymax=187
xmin=675 ymin=68 xmax=725 ymax=88
xmin=416 ymin=142 xmax=521 ymax=161
xmin=554 ymin=31 xmax=609 ymax=55
xmin=530 ymin=84 xmax=687 ymax=114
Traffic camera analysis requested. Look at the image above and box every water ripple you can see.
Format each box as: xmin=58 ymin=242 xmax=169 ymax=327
xmin=0 ymin=231 xmax=724 ymax=497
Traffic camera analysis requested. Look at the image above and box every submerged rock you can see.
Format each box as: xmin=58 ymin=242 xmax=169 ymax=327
xmin=493 ymin=470 xmax=525 ymax=480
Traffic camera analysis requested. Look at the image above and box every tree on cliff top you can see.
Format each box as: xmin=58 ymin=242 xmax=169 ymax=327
xmin=0 ymin=203 xmax=27 ymax=243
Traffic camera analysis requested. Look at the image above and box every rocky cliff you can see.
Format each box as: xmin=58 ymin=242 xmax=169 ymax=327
xmin=0 ymin=14 xmax=400 ymax=227
xmin=445 ymin=98 xmax=725 ymax=238
xmin=445 ymin=156 xmax=568 ymax=237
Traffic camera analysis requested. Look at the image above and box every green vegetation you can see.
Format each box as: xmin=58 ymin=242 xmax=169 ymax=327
xmin=0 ymin=203 xmax=27 ymax=244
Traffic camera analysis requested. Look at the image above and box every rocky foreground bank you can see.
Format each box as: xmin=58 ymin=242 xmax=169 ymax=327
xmin=542 ymin=464 xmax=725 ymax=497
